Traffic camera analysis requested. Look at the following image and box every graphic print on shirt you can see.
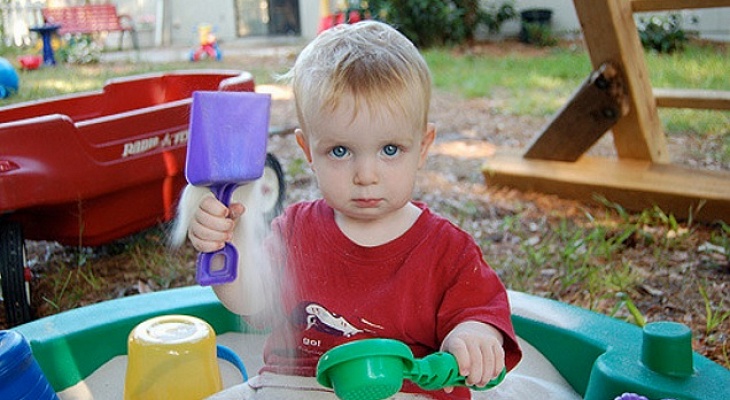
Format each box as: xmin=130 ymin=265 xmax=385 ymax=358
xmin=294 ymin=302 xmax=381 ymax=338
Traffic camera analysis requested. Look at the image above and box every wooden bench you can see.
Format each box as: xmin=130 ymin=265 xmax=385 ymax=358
xmin=42 ymin=4 xmax=139 ymax=50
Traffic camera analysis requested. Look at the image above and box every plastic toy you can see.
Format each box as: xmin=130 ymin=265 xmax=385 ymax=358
xmin=124 ymin=315 xmax=247 ymax=399
xmin=18 ymin=55 xmax=42 ymax=70
xmin=190 ymin=24 xmax=222 ymax=61
xmin=316 ymin=338 xmax=505 ymax=400
xmin=185 ymin=91 xmax=271 ymax=285
xmin=318 ymin=0 xmax=367 ymax=33
xmin=615 ymin=393 xmax=675 ymax=400
xmin=0 ymin=57 xmax=19 ymax=98
xmin=0 ymin=330 xmax=58 ymax=399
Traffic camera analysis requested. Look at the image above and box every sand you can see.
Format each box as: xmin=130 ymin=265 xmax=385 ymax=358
xmin=57 ymin=332 xmax=579 ymax=399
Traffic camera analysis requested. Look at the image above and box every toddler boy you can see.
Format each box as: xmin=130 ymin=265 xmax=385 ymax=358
xmin=184 ymin=20 xmax=521 ymax=399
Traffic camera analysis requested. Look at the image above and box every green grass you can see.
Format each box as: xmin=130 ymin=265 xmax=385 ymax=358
xmin=1 ymin=62 xmax=171 ymax=104
xmin=646 ymin=44 xmax=730 ymax=137
xmin=0 ymin=51 xmax=284 ymax=106
xmin=2 ymin=41 xmax=726 ymax=137
xmin=496 ymin=213 xmax=644 ymax=311
xmin=647 ymin=44 xmax=728 ymax=89
xmin=423 ymin=41 xmax=729 ymax=137
xmin=424 ymin=46 xmax=590 ymax=116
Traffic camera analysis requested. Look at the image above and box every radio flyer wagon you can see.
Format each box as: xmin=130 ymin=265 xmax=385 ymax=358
xmin=0 ymin=70 xmax=285 ymax=327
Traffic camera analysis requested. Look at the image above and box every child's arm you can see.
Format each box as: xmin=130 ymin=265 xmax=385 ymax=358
xmin=174 ymin=183 xmax=271 ymax=316
xmin=440 ymin=321 xmax=506 ymax=389
xmin=169 ymin=184 xmax=211 ymax=248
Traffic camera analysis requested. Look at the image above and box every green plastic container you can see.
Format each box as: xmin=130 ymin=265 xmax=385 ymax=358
xmin=318 ymin=345 xmax=407 ymax=400
xmin=316 ymin=338 xmax=506 ymax=400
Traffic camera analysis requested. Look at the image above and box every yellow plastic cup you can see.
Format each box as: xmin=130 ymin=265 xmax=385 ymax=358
xmin=124 ymin=315 xmax=223 ymax=400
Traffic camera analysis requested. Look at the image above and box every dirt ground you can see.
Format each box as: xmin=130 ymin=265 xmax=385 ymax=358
xmin=3 ymin=41 xmax=728 ymax=369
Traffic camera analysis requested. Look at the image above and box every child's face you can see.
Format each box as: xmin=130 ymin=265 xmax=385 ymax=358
xmin=296 ymin=94 xmax=435 ymax=223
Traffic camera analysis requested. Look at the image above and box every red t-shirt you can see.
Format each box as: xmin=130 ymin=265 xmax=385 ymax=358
xmin=257 ymin=200 xmax=521 ymax=399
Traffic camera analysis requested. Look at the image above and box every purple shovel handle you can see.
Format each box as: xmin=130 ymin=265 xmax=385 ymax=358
xmin=196 ymin=183 xmax=240 ymax=286
xmin=197 ymin=243 xmax=238 ymax=286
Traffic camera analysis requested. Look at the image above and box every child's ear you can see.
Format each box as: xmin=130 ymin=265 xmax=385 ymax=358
xmin=295 ymin=129 xmax=313 ymax=164
xmin=418 ymin=123 xmax=436 ymax=168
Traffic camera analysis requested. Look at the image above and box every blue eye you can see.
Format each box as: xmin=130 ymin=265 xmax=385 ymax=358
xmin=330 ymin=146 xmax=349 ymax=158
xmin=383 ymin=145 xmax=399 ymax=157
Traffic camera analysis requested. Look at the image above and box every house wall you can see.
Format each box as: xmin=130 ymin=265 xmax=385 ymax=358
xmin=114 ymin=0 xmax=236 ymax=47
xmin=167 ymin=0 xmax=237 ymax=46
xmin=495 ymin=1 xmax=730 ymax=41
xmin=675 ymin=7 xmax=730 ymax=42
xmin=299 ymin=1 xmax=320 ymax=39
xmin=107 ymin=0 xmax=730 ymax=46
xmin=509 ymin=0 xmax=580 ymax=37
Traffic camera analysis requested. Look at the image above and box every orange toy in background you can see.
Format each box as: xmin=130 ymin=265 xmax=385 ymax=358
xmin=190 ymin=24 xmax=222 ymax=61
xmin=318 ymin=0 xmax=368 ymax=33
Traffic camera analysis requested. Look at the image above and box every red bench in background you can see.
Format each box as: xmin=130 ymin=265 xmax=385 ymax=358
xmin=42 ymin=4 xmax=139 ymax=50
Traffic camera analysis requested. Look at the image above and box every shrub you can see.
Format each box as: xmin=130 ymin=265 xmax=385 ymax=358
xmin=366 ymin=0 xmax=516 ymax=48
xmin=522 ymin=21 xmax=557 ymax=47
xmin=479 ymin=1 xmax=517 ymax=34
xmin=56 ymin=36 xmax=102 ymax=64
xmin=636 ymin=14 xmax=688 ymax=53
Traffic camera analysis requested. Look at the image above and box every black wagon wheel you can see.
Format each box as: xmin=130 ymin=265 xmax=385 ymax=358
xmin=261 ymin=153 xmax=287 ymax=224
xmin=0 ymin=219 xmax=34 ymax=327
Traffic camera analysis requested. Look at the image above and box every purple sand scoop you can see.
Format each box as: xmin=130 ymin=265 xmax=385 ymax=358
xmin=185 ymin=91 xmax=271 ymax=286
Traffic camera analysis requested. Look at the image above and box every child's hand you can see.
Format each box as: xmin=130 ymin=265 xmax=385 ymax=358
xmin=440 ymin=321 xmax=505 ymax=390
xmin=187 ymin=196 xmax=245 ymax=253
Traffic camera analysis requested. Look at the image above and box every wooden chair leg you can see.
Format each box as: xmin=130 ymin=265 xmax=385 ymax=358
xmin=524 ymin=63 xmax=629 ymax=162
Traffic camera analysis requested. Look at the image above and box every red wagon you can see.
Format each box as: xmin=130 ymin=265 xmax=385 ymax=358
xmin=0 ymin=70 xmax=285 ymax=326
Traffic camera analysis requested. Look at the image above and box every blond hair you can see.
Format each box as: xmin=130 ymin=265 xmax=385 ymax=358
xmin=283 ymin=21 xmax=431 ymax=133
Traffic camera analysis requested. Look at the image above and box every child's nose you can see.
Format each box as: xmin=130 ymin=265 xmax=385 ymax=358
xmin=353 ymin=158 xmax=378 ymax=186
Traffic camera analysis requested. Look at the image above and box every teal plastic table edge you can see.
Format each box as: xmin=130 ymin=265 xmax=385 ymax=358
xmin=12 ymin=288 xmax=730 ymax=399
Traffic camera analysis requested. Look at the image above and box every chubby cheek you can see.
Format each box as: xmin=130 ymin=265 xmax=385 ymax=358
xmin=311 ymin=158 xmax=346 ymax=186
xmin=389 ymin=175 xmax=417 ymax=201
xmin=317 ymin=173 xmax=352 ymax=208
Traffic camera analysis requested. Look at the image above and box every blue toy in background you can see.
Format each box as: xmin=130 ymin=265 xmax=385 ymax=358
xmin=0 ymin=57 xmax=19 ymax=98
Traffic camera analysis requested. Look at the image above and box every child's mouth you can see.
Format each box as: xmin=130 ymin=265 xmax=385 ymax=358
xmin=353 ymin=198 xmax=382 ymax=208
